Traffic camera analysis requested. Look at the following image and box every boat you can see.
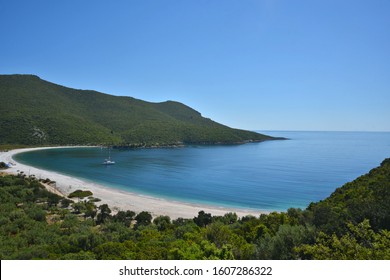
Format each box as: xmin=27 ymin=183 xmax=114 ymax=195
xmin=102 ymin=148 xmax=115 ymax=165
xmin=102 ymin=158 xmax=115 ymax=165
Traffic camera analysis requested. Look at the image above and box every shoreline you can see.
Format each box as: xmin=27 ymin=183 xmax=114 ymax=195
xmin=0 ymin=146 xmax=269 ymax=219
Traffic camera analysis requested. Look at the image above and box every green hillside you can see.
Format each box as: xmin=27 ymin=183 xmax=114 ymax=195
xmin=307 ymin=158 xmax=390 ymax=234
xmin=0 ymin=74 xmax=278 ymax=146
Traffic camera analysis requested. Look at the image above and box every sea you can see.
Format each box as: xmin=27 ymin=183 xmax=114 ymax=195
xmin=14 ymin=131 xmax=390 ymax=212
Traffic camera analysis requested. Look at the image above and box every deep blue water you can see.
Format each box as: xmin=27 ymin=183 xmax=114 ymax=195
xmin=14 ymin=131 xmax=390 ymax=211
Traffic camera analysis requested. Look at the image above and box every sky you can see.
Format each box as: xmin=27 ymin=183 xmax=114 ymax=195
xmin=1 ymin=0 xmax=389 ymax=131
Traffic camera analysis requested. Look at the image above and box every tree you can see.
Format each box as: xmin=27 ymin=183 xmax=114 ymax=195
xmin=194 ymin=211 xmax=212 ymax=227
xmin=68 ymin=190 xmax=93 ymax=200
xmin=135 ymin=211 xmax=152 ymax=228
xmin=94 ymin=242 xmax=134 ymax=260
xmin=297 ymin=220 xmax=390 ymax=260
xmin=96 ymin=204 xmax=111 ymax=224
xmin=84 ymin=201 xmax=97 ymax=220
xmin=27 ymin=206 xmax=46 ymax=222
xmin=206 ymin=222 xmax=232 ymax=248
xmin=60 ymin=198 xmax=72 ymax=208
xmin=61 ymin=214 xmax=80 ymax=233
xmin=153 ymin=215 xmax=171 ymax=231
xmin=72 ymin=202 xmax=87 ymax=215
xmin=222 ymin=212 xmax=238 ymax=224
xmin=47 ymin=193 xmax=61 ymax=207
xmin=113 ymin=210 xmax=135 ymax=227
xmin=254 ymin=224 xmax=315 ymax=260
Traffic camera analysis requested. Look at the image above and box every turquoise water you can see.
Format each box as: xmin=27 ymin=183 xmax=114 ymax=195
xmin=14 ymin=131 xmax=390 ymax=211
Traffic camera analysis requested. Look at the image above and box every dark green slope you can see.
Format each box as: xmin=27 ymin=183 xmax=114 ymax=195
xmin=307 ymin=158 xmax=390 ymax=233
xmin=0 ymin=74 xmax=277 ymax=146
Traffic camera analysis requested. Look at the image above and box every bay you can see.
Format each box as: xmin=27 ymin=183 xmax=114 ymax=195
xmin=14 ymin=131 xmax=390 ymax=211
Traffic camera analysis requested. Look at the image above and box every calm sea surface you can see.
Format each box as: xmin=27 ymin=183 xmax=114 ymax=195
xmin=15 ymin=131 xmax=390 ymax=211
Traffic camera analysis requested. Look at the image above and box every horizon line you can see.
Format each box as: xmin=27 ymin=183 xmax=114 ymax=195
xmin=254 ymin=129 xmax=390 ymax=133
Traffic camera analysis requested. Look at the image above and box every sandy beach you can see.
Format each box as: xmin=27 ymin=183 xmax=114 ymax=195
xmin=0 ymin=146 xmax=267 ymax=219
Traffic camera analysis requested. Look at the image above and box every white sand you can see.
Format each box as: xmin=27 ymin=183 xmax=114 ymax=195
xmin=0 ymin=147 xmax=268 ymax=219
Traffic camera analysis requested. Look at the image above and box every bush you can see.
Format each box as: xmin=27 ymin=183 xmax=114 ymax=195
xmin=68 ymin=190 xmax=93 ymax=199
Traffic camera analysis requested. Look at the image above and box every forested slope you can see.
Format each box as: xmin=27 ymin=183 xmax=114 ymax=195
xmin=0 ymin=75 xmax=278 ymax=146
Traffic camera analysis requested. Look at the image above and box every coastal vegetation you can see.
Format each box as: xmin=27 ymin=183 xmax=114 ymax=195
xmin=68 ymin=190 xmax=94 ymax=199
xmin=0 ymin=158 xmax=389 ymax=260
xmin=0 ymin=74 xmax=280 ymax=147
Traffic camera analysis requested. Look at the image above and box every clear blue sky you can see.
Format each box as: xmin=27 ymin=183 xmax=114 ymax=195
xmin=1 ymin=0 xmax=389 ymax=131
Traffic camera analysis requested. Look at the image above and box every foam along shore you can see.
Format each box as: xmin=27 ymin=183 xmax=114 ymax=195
xmin=0 ymin=146 xmax=267 ymax=219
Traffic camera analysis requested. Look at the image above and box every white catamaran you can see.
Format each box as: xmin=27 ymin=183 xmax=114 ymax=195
xmin=102 ymin=148 xmax=115 ymax=165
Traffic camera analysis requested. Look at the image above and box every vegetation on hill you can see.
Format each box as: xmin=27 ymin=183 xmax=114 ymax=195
xmin=0 ymin=159 xmax=389 ymax=260
xmin=0 ymin=74 xmax=279 ymax=146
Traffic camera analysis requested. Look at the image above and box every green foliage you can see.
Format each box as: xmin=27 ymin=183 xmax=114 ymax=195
xmin=0 ymin=158 xmax=389 ymax=260
xmin=0 ymin=74 xmax=278 ymax=146
xmin=255 ymin=224 xmax=315 ymax=259
xmin=297 ymin=220 xmax=390 ymax=259
xmin=135 ymin=211 xmax=153 ymax=228
xmin=194 ymin=211 xmax=212 ymax=227
xmin=153 ymin=215 xmax=172 ymax=231
xmin=307 ymin=158 xmax=390 ymax=234
xmin=96 ymin=204 xmax=111 ymax=224
xmin=113 ymin=210 xmax=135 ymax=227
xmin=94 ymin=242 xmax=135 ymax=260
xmin=68 ymin=189 xmax=93 ymax=199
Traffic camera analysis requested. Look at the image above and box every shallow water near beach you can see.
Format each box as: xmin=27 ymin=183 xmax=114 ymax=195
xmin=14 ymin=131 xmax=390 ymax=211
